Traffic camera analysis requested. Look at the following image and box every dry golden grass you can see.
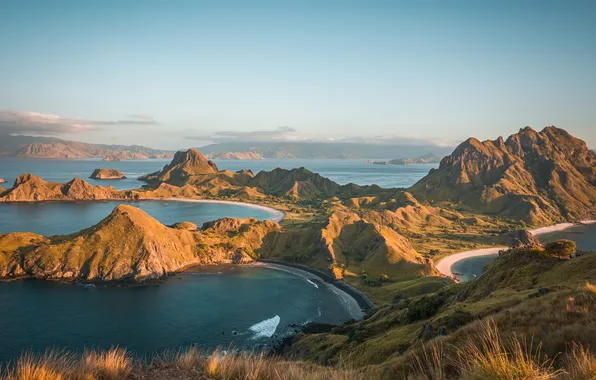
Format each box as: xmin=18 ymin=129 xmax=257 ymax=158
xmin=1 ymin=347 xmax=367 ymax=380
xmin=82 ymin=348 xmax=132 ymax=379
xmin=562 ymin=344 xmax=596 ymax=380
xmin=408 ymin=320 xmax=566 ymax=380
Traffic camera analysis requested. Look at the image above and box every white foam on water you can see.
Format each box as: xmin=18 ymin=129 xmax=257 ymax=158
xmin=249 ymin=315 xmax=281 ymax=339
xmin=306 ymin=279 xmax=319 ymax=288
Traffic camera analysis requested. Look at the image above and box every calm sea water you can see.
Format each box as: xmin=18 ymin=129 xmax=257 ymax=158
xmin=0 ymin=200 xmax=280 ymax=236
xmin=0 ymin=157 xmax=436 ymax=190
xmin=453 ymin=224 xmax=596 ymax=281
xmin=0 ymin=266 xmax=353 ymax=362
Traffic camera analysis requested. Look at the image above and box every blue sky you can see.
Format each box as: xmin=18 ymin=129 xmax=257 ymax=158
xmin=1 ymin=0 xmax=595 ymax=149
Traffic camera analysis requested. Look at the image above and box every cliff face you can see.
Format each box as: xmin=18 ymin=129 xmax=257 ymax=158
xmin=0 ymin=205 xmax=280 ymax=281
xmin=411 ymin=127 xmax=596 ymax=224
xmin=139 ymin=149 xmax=219 ymax=185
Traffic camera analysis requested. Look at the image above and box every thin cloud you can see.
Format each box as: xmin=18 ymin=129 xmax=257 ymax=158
xmin=0 ymin=110 xmax=159 ymax=135
xmin=185 ymin=126 xmax=451 ymax=146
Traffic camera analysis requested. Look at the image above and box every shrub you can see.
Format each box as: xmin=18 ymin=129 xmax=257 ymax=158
xmin=544 ymin=240 xmax=576 ymax=258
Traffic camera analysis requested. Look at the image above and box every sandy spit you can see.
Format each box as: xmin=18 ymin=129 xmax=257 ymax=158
xmin=152 ymin=197 xmax=285 ymax=222
xmin=436 ymin=220 xmax=596 ymax=278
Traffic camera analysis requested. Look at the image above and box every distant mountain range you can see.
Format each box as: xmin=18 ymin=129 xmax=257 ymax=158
xmin=0 ymin=134 xmax=173 ymax=160
xmin=197 ymin=141 xmax=454 ymax=159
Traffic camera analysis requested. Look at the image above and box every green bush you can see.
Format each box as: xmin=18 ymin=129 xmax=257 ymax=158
xmin=544 ymin=239 xmax=576 ymax=258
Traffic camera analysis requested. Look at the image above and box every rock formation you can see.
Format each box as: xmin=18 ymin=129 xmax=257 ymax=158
xmin=139 ymin=149 xmax=218 ymax=185
xmin=90 ymin=168 xmax=127 ymax=180
xmin=0 ymin=178 xmax=4 ymax=183
xmin=411 ymin=126 xmax=596 ymax=224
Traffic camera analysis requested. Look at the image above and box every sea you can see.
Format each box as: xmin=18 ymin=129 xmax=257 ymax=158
xmin=0 ymin=157 xmax=436 ymax=190
xmin=2 ymin=157 xmax=430 ymax=362
xmin=2 ymin=157 xmax=591 ymax=361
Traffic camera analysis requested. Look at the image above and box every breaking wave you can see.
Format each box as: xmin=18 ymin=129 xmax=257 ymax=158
xmin=249 ymin=315 xmax=281 ymax=339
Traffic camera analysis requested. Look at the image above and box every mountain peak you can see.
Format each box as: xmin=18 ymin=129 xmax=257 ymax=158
xmin=139 ymin=148 xmax=218 ymax=185
xmin=411 ymin=126 xmax=596 ymax=223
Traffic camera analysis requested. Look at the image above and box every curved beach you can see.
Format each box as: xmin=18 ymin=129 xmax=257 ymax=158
xmin=155 ymin=197 xmax=285 ymax=222
xmin=436 ymin=220 xmax=596 ymax=278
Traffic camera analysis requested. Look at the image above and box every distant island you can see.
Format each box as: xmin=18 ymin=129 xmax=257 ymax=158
xmin=0 ymin=134 xmax=173 ymax=160
xmin=366 ymin=153 xmax=441 ymax=165
xmin=89 ymin=168 xmax=126 ymax=180
xmin=206 ymin=151 xmax=264 ymax=160
xmin=197 ymin=141 xmax=454 ymax=159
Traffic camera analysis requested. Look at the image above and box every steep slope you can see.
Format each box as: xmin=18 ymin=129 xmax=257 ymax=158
xmin=260 ymin=210 xmax=437 ymax=280
xmin=139 ymin=149 xmax=218 ymax=185
xmin=411 ymin=126 xmax=596 ymax=224
xmin=0 ymin=205 xmax=280 ymax=281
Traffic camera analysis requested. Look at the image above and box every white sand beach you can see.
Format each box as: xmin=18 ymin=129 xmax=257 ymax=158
xmin=155 ymin=198 xmax=285 ymax=222
xmin=436 ymin=220 xmax=596 ymax=278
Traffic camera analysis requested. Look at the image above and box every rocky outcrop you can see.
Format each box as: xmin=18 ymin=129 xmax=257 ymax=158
xmin=0 ymin=205 xmax=280 ymax=281
xmin=411 ymin=126 xmax=596 ymax=224
xmin=139 ymin=149 xmax=218 ymax=185
xmin=0 ymin=174 xmax=131 ymax=202
xmin=505 ymin=229 xmax=541 ymax=248
xmin=90 ymin=168 xmax=127 ymax=180
xmin=0 ymin=178 xmax=4 ymax=183
xmin=206 ymin=152 xmax=264 ymax=160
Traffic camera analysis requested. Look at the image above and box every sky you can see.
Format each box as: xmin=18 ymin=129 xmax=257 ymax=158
xmin=0 ymin=0 xmax=595 ymax=149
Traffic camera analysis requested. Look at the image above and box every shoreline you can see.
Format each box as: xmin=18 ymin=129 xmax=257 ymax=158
xmin=436 ymin=220 xmax=596 ymax=279
xmin=258 ymin=259 xmax=376 ymax=317
xmin=154 ymin=197 xmax=285 ymax=223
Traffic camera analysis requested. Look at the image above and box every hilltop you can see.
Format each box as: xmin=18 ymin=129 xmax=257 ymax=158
xmin=411 ymin=126 xmax=596 ymax=224
xmin=139 ymin=149 xmax=219 ymax=185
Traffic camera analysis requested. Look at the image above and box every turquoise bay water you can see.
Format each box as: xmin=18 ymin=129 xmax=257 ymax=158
xmin=0 ymin=200 xmax=280 ymax=236
xmin=452 ymin=224 xmax=596 ymax=281
xmin=0 ymin=266 xmax=353 ymax=362
xmin=0 ymin=157 xmax=436 ymax=190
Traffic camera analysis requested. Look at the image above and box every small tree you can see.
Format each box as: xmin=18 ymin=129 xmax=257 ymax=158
xmin=379 ymin=274 xmax=390 ymax=283
xmin=544 ymin=240 xmax=576 ymax=258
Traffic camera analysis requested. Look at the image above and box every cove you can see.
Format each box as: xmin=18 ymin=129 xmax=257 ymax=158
xmin=0 ymin=199 xmax=282 ymax=236
xmin=0 ymin=265 xmax=356 ymax=363
xmin=451 ymin=223 xmax=596 ymax=282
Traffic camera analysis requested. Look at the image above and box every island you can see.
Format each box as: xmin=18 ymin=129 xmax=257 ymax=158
xmin=206 ymin=151 xmax=264 ymax=160
xmin=89 ymin=168 xmax=127 ymax=180
xmin=366 ymin=153 xmax=441 ymax=165
xmin=1 ymin=126 xmax=595 ymax=379
xmin=0 ymin=178 xmax=4 ymax=183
